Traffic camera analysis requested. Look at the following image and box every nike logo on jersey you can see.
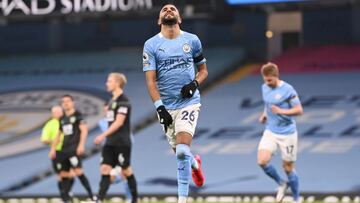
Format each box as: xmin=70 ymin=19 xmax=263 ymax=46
xmin=158 ymin=48 xmax=165 ymax=52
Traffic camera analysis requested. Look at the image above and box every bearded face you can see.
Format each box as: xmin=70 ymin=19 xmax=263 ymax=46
xmin=159 ymin=4 xmax=181 ymax=26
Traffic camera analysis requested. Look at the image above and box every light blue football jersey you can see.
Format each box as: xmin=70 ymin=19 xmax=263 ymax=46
xmin=143 ymin=31 xmax=206 ymax=110
xmin=262 ymin=81 xmax=301 ymax=135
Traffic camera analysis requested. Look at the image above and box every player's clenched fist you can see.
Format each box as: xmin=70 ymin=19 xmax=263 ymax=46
xmin=157 ymin=105 xmax=173 ymax=132
xmin=181 ymin=80 xmax=199 ymax=98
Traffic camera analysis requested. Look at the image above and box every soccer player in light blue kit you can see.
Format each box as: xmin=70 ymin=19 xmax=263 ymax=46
xmin=143 ymin=3 xmax=208 ymax=203
xmin=257 ymin=63 xmax=304 ymax=203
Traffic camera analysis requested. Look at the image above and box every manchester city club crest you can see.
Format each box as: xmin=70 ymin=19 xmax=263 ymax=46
xmin=183 ymin=43 xmax=191 ymax=53
xmin=275 ymin=93 xmax=282 ymax=100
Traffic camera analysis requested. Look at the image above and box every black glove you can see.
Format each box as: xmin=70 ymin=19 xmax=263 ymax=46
xmin=157 ymin=105 xmax=173 ymax=132
xmin=181 ymin=80 xmax=199 ymax=98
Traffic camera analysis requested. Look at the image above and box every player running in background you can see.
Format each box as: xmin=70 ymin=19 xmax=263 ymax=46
xmin=257 ymin=62 xmax=303 ymax=203
xmin=94 ymin=73 xmax=138 ymax=203
xmin=143 ymin=3 xmax=208 ymax=203
xmin=49 ymin=95 xmax=94 ymax=202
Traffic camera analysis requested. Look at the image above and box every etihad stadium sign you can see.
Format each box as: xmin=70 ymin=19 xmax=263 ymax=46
xmin=0 ymin=0 xmax=152 ymax=16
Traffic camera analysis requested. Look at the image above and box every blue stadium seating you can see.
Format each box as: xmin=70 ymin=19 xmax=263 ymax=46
xmin=5 ymin=71 xmax=360 ymax=196
xmin=0 ymin=47 xmax=246 ymax=196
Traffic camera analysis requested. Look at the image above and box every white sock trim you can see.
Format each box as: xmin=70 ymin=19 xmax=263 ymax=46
xmin=178 ymin=196 xmax=187 ymax=203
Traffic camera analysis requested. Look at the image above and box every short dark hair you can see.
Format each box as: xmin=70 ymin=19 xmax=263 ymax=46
xmin=62 ymin=94 xmax=74 ymax=100
xmin=161 ymin=1 xmax=176 ymax=7
xmin=161 ymin=2 xmax=179 ymax=10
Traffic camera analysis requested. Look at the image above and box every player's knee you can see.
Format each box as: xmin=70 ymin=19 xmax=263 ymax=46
xmin=60 ymin=171 xmax=70 ymax=178
xmin=257 ymin=159 xmax=269 ymax=168
xmin=176 ymin=144 xmax=190 ymax=160
xmin=282 ymin=161 xmax=294 ymax=173
xmin=257 ymin=150 xmax=271 ymax=167
xmin=257 ymin=156 xmax=270 ymax=167
xmin=74 ymin=168 xmax=83 ymax=176
xmin=122 ymin=166 xmax=133 ymax=177
xmin=100 ymin=164 xmax=112 ymax=175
